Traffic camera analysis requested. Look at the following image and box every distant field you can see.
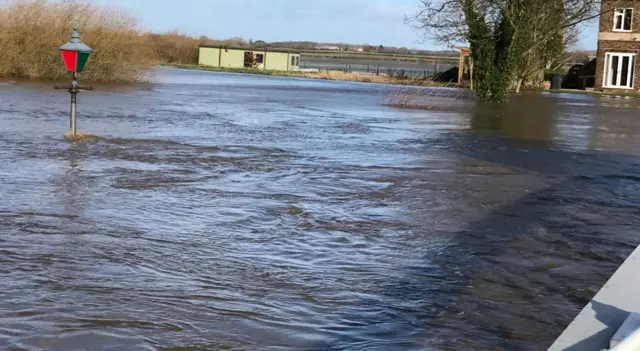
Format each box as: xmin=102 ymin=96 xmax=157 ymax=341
xmin=300 ymin=50 xmax=589 ymax=78
xmin=300 ymin=57 xmax=456 ymax=77
xmin=299 ymin=49 xmax=460 ymax=64
xmin=296 ymin=49 xmax=459 ymax=77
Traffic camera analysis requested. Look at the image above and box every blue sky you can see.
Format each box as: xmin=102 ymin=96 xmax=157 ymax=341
xmin=94 ymin=0 xmax=599 ymax=50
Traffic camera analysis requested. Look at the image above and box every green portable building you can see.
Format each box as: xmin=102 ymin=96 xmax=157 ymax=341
xmin=198 ymin=45 xmax=301 ymax=71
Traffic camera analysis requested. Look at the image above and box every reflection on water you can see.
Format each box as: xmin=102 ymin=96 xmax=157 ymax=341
xmin=0 ymin=67 xmax=639 ymax=351
xmin=470 ymin=96 xmax=557 ymax=143
xmin=469 ymin=92 xmax=640 ymax=156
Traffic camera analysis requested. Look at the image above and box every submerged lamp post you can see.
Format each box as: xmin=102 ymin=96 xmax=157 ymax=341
xmin=55 ymin=25 xmax=93 ymax=137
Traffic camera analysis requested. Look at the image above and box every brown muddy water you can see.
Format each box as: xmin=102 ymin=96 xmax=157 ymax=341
xmin=1 ymin=67 xmax=640 ymax=351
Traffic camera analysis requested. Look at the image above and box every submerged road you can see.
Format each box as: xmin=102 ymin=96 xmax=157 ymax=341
xmin=0 ymin=67 xmax=639 ymax=350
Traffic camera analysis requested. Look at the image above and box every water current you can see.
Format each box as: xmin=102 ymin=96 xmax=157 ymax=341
xmin=1 ymin=67 xmax=639 ymax=350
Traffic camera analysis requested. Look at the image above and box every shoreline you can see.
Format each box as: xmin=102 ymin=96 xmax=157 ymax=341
xmin=526 ymin=88 xmax=640 ymax=99
xmin=4 ymin=65 xmax=638 ymax=100
xmin=165 ymin=63 xmax=455 ymax=87
xmin=167 ymin=65 xmax=640 ymax=99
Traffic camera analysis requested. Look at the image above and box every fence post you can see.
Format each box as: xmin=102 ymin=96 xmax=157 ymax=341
xmin=436 ymin=59 xmax=440 ymax=74
xmin=376 ymin=66 xmax=380 ymax=76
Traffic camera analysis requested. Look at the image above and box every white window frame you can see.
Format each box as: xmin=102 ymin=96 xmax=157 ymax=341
xmin=603 ymin=52 xmax=636 ymax=89
xmin=613 ymin=8 xmax=633 ymax=32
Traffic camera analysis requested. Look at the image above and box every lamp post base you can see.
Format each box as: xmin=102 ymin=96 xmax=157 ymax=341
xmin=64 ymin=130 xmax=98 ymax=142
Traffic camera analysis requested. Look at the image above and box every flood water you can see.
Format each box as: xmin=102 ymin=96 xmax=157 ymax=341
xmin=1 ymin=67 xmax=640 ymax=351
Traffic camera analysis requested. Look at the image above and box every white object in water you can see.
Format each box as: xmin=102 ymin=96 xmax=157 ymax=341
xmin=548 ymin=245 xmax=640 ymax=351
xmin=610 ymin=314 xmax=640 ymax=350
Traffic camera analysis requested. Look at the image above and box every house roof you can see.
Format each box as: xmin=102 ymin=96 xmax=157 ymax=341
xmin=198 ymin=44 xmax=301 ymax=54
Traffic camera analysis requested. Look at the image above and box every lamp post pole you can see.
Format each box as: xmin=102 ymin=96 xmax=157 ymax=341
xmin=56 ymin=25 xmax=93 ymax=138
xmin=55 ymin=71 xmax=92 ymax=136
xmin=70 ymin=72 xmax=78 ymax=134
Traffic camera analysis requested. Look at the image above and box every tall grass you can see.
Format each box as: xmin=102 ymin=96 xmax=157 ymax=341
xmin=0 ymin=0 xmax=157 ymax=82
xmin=380 ymin=87 xmax=475 ymax=110
xmin=145 ymin=31 xmax=203 ymax=65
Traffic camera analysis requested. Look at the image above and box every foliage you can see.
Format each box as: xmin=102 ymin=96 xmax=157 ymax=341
xmin=460 ymin=1 xmax=514 ymax=102
xmin=406 ymin=0 xmax=601 ymax=102
xmin=145 ymin=31 xmax=203 ymax=65
xmin=0 ymin=0 xmax=157 ymax=82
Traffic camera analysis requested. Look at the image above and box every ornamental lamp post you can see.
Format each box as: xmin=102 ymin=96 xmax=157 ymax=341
xmin=55 ymin=25 xmax=93 ymax=137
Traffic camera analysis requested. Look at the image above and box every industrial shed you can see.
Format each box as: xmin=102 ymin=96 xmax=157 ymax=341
xmin=198 ymin=45 xmax=301 ymax=71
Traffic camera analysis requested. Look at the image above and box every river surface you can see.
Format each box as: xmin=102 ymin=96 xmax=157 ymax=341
xmin=1 ymin=67 xmax=640 ymax=351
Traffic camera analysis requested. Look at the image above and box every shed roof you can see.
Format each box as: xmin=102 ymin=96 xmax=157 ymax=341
xmin=452 ymin=46 xmax=471 ymax=55
xmin=199 ymin=45 xmax=301 ymax=54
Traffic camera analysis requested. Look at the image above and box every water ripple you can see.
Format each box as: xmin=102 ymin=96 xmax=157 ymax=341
xmin=1 ymin=68 xmax=640 ymax=350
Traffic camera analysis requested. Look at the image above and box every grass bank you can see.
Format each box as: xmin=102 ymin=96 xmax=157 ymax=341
xmin=170 ymin=63 xmax=450 ymax=87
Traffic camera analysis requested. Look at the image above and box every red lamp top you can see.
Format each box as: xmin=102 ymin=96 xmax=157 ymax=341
xmin=58 ymin=26 xmax=92 ymax=73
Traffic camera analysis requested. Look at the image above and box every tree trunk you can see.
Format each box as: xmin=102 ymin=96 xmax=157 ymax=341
xmin=469 ymin=59 xmax=474 ymax=91
xmin=515 ymin=78 xmax=523 ymax=94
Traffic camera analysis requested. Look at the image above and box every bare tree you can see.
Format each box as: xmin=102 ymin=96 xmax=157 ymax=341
xmin=406 ymin=0 xmax=603 ymax=102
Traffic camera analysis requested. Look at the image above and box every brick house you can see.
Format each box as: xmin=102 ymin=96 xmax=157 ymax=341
xmin=595 ymin=0 xmax=640 ymax=92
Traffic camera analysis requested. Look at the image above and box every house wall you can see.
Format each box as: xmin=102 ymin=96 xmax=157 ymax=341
xmin=598 ymin=0 xmax=640 ymax=34
xmin=595 ymin=41 xmax=640 ymax=93
xmin=198 ymin=47 xmax=221 ymax=67
xmin=595 ymin=0 xmax=640 ymax=92
xmin=264 ymin=52 xmax=287 ymax=71
xmin=263 ymin=52 xmax=300 ymax=71
xmin=220 ymin=49 xmax=246 ymax=68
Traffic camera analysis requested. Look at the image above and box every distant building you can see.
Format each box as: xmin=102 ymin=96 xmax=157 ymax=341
xmin=315 ymin=45 xmax=341 ymax=51
xmin=198 ymin=45 xmax=301 ymax=71
xmin=595 ymin=1 xmax=640 ymax=92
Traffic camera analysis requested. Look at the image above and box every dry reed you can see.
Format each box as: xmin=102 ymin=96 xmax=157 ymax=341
xmin=0 ymin=0 xmax=158 ymax=82
xmin=145 ymin=31 xmax=203 ymax=65
xmin=380 ymin=86 xmax=475 ymax=110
